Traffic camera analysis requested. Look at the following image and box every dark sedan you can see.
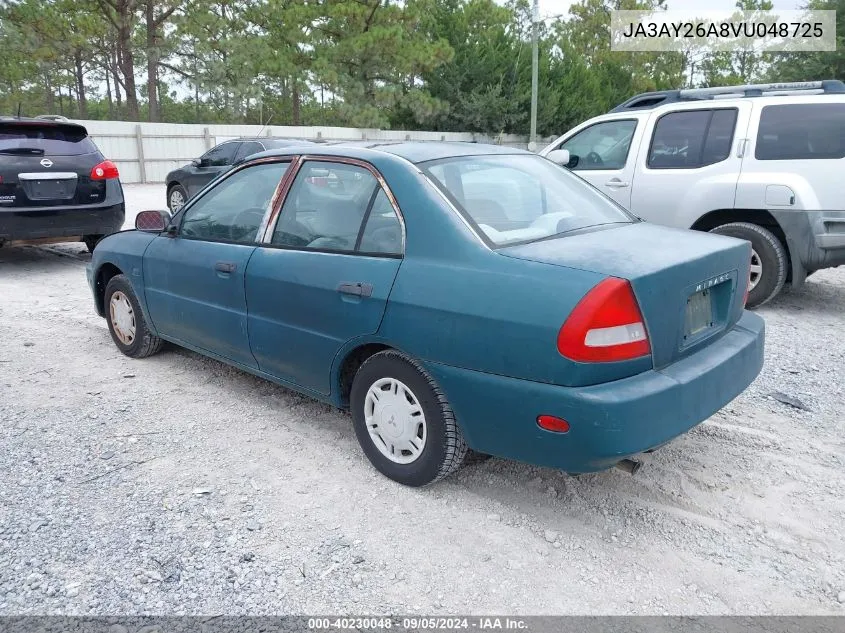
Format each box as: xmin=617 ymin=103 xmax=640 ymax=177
xmin=164 ymin=137 xmax=315 ymax=212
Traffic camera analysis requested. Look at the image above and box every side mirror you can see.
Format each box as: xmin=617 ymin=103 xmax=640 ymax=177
xmin=135 ymin=209 xmax=171 ymax=232
xmin=546 ymin=149 xmax=571 ymax=167
xmin=191 ymin=158 xmax=200 ymax=167
xmin=198 ymin=157 xmax=212 ymax=168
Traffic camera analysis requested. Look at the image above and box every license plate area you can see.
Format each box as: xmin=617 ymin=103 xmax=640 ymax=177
xmin=22 ymin=179 xmax=76 ymax=201
xmin=683 ymin=288 xmax=714 ymax=341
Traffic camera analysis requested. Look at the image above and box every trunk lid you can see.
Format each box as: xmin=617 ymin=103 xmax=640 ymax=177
xmin=499 ymin=222 xmax=750 ymax=369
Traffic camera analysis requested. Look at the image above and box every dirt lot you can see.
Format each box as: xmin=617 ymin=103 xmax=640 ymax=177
xmin=1 ymin=184 xmax=844 ymax=615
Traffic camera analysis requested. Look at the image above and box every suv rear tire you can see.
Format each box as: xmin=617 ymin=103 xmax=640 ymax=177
xmin=710 ymin=222 xmax=787 ymax=309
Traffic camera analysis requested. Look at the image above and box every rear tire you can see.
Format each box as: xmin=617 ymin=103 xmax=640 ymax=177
xmin=83 ymin=235 xmax=103 ymax=253
xmin=104 ymin=274 xmax=164 ymax=358
xmin=710 ymin=222 xmax=787 ymax=309
xmin=350 ymin=350 xmax=468 ymax=486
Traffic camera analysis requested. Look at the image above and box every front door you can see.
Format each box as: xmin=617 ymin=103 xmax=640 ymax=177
xmin=555 ymin=117 xmax=642 ymax=208
xmin=186 ymin=140 xmax=241 ymax=197
xmin=143 ymin=160 xmax=291 ymax=367
xmin=246 ymin=159 xmax=404 ymax=395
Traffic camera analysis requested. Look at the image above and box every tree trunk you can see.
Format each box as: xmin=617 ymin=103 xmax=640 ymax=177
xmin=292 ymin=78 xmax=301 ymax=126
xmin=105 ymin=66 xmax=114 ymax=118
xmin=145 ymin=0 xmax=159 ymax=122
xmin=44 ymin=73 xmax=55 ymax=113
xmin=111 ymin=50 xmax=123 ymax=107
xmin=74 ymin=51 xmax=88 ymax=119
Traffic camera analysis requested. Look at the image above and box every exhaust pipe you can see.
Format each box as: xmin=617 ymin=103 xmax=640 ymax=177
xmin=615 ymin=458 xmax=642 ymax=475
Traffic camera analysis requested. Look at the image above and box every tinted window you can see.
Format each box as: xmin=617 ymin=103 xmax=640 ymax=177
xmin=271 ymin=161 xmax=387 ymax=253
xmin=559 ymin=120 xmax=637 ymax=170
xmin=0 ymin=123 xmax=98 ymax=156
xmin=648 ymin=109 xmax=737 ymax=169
xmin=180 ymin=161 xmax=289 ymax=243
xmin=201 ymin=141 xmax=240 ymax=166
xmin=756 ymin=104 xmax=845 ymax=160
xmin=234 ymin=141 xmax=264 ymax=162
xmin=424 ymin=154 xmax=633 ymax=247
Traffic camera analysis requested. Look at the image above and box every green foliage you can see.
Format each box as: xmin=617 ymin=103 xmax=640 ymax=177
xmin=0 ymin=0 xmax=841 ymax=134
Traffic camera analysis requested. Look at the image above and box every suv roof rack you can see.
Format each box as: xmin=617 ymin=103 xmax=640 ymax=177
xmin=609 ymin=80 xmax=845 ymax=112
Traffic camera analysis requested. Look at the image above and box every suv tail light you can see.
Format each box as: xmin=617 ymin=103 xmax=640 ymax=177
xmin=557 ymin=277 xmax=651 ymax=363
xmin=90 ymin=160 xmax=119 ymax=180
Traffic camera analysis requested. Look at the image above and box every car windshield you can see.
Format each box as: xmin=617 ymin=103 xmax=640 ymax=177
xmin=0 ymin=123 xmax=97 ymax=156
xmin=422 ymin=154 xmax=634 ymax=247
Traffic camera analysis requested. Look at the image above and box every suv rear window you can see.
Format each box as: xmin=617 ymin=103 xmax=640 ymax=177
xmin=755 ymin=104 xmax=845 ymax=160
xmin=0 ymin=122 xmax=98 ymax=156
xmin=647 ymin=109 xmax=737 ymax=169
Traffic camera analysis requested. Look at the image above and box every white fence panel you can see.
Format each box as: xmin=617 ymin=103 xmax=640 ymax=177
xmin=68 ymin=119 xmax=549 ymax=184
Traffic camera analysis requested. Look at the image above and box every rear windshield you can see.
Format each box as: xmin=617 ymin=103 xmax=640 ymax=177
xmin=0 ymin=123 xmax=98 ymax=156
xmin=422 ymin=154 xmax=634 ymax=247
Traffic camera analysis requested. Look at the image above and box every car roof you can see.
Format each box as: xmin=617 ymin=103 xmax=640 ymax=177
xmin=251 ymin=141 xmax=531 ymax=164
xmin=229 ymin=136 xmax=317 ymax=144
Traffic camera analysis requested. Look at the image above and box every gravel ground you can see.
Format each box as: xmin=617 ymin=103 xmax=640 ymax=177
xmin=1 ymin=184 xmax=844 ymax=615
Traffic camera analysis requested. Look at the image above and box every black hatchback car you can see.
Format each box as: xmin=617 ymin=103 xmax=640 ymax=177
xmin=0 ymin=117 xmax=124 ymax=252
xmin=164 ymin=136 xmax=315 ymax=212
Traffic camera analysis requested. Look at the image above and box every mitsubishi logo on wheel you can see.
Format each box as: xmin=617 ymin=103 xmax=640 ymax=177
xmin=40 ymin=158 xmax=53 ymax=168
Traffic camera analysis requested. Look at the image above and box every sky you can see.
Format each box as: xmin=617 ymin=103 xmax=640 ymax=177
xmin=536 ymin=0 xmax=805 ymax=21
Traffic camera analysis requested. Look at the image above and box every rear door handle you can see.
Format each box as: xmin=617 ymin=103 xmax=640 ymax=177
xmin=337 ymin=282 xmax=373 ymax=298
xmin=214 ymin=261 xmax=236 ymax=273
xmin=604 ymin=179 xmax=630 ymax=188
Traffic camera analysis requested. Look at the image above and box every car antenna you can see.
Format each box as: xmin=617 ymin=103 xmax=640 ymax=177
xmin=255 ymin=114 xmax=273 ymax=138
xmin=16 ymin=102 xmax=21 ymax=118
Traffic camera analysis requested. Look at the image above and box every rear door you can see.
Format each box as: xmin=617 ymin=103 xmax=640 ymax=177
xmin=0 ymin=121 xmax=106 ymax=210
xmin=143 ymin=159 xmax=290 ymax=367
xmin=246 ymin=158 xmax=403 ymax=395
xmin=550 ymin=116 xmax=644 ymax=208
xmin=629 ymin=102 xmax=753 ymax=228
xmin=185 ymin=141 xmax=241 ymax=197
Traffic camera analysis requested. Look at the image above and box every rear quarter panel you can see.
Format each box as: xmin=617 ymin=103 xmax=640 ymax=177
xmin=378 ymin=253 xmax=653 ymax=388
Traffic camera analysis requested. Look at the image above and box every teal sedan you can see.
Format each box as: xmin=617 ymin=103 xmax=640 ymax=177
xmin=87 ymin=142 xmax=765 ymax=486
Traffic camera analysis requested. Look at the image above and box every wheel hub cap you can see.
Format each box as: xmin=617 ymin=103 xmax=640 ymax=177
xmin=364 ymin=378 xmax=427 ymax=465
xmin=170 ymin=190 xmax=185 ymax=211
xmin=109 ymin=291 xmax=136 ymax=346
xmin=749 ymin=248 xmax=762 ymax=291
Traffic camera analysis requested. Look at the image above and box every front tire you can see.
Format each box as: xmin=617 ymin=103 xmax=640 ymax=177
xmin=104 ymin=274 xmax=164 ymax=358
xmin=350 ymin=350 xmax=468 ymax=486
xmin=710 ymin=222 xmax=787 ymax=308
xmin=168 ymin=184 xmax=188 ymax=213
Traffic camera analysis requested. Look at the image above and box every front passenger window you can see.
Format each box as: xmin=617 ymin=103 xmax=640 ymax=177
xmin=180 ymin=161 xmax=289 ymax=244
xmin=559 ymin=120 xmax=637 ymax=171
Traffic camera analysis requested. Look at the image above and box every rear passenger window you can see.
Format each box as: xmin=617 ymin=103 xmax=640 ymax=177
xmin=272 ymin=161 xmax=403 ymax=256
xmin=648 ymin=109 xmax=737 ymax=169
xmin=755 ymin=104 xmax=845 ymax=160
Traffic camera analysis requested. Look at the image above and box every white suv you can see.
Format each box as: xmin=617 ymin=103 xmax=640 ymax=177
xmin=540 ymin=80 xmax=845 ymax=308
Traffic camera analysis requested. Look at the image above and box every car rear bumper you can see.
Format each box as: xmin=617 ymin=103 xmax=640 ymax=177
xmin=423 ymin=311 xmax=765 ymax=474
xmin=0 ymin=180 xmax=124 ymax=244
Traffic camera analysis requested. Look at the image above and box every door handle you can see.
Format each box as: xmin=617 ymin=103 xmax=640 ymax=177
xmin=604 ymin=179 xmax=630 ymax=188
xmin=214 ymin=261 xmax=236 ymax=273
xmin=337 ymin=282 xmax=373 ymax=298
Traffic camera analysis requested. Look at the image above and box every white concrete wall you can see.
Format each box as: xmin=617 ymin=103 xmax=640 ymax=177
xmin=68 ymin=119 xmax=547 ymax=184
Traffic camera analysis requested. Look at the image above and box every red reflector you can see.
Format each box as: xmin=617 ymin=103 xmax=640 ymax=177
xmin=557 ymin=277 xmax=651 ymax=363
xmin=90 ymin=160 xmax=119 ymax=180
xmin=537 ymin=415 xmax=570 ymax=433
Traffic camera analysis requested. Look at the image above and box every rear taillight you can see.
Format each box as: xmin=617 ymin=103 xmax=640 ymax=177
xmin=90 ymin=160 xmax=119 ymax=180
xmin=557 ymin=277 xmax=651 ymax=363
